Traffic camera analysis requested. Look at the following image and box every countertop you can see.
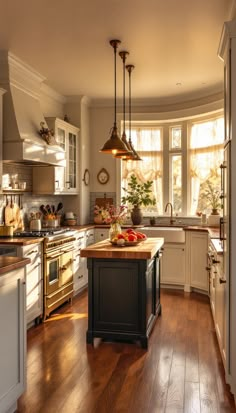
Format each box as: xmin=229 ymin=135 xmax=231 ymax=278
xmin=0 ymin=224 xmax=220 ymax=245
xmin=0 ymin=237 xmax=45 ymax=245
xmin=80 ymin=237 xmax=164 ymax=260
xmin=0 ymin=256 xmax=31 ymax=276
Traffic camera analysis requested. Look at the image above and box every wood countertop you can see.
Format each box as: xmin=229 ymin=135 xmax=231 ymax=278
xmin=0 ymin=237 xmax=44 ymax=245
xmin=80 ymin=237 xmax=164 ymax=260
xmin=0 ymin=256 xmax=31 ymax=276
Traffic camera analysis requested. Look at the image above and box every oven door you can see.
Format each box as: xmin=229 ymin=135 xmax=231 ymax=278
xmin=45 ymin=252 xmax=61 ymax=295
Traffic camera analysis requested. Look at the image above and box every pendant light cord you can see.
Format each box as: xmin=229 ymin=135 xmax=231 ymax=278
xmin=114 ymin=42 xmax=117 ymax=128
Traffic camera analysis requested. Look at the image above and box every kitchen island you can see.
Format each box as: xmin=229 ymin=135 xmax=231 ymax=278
xmin=80 ymin=237 xmax=164 ymax=348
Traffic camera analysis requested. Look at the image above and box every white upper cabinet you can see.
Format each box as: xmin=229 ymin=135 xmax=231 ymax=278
xmin=46 ymin=117 xmax=79 ymax=194
xmin=33 ymin=117 xmax=79 ymax=195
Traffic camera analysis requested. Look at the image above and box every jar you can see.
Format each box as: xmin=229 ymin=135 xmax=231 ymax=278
xmin=109 ymin=222 xmax=122 ymax=241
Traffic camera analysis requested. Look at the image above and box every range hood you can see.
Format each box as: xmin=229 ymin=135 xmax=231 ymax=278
xmin=0 ymin=51 xmax=65 ymax=166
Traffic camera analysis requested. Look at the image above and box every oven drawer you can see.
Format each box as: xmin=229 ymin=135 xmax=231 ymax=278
xmin=44 ymin=282 xmax=73 ymax=317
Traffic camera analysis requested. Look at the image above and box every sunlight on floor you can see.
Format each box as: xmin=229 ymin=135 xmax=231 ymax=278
xmin=45 ymin=312 xmax=88 ymax=322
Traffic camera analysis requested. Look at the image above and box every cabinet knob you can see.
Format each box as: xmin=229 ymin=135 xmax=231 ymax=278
xmin=206 ymin=266 xmax=211 ymax=271
xmin=219 ymin=277 xmax=226 ymax=284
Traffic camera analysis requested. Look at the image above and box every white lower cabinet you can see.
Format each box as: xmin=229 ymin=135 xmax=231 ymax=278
xmin=73 ymin=231 xmax=86 ymax=294
xmin=73 ymin=229 xmax=95 ymax=294
xmin=0 ymin=267 xmax=26 ymax=413
xmin=189 ymin=231 xmax=209 ymax=292
xmin=214 ymin=255 xmax=226 ymax=367
xmin=161 ymin=244 xmax=186 ymax=285
xmin=94 ymin=228 xmax=109 ymax=243
xmin=19 ymin=242 xmax=43 ymax=326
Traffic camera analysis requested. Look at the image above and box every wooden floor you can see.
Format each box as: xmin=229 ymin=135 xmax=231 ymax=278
xmin=18 ymin=289 xmax=236 ymax=413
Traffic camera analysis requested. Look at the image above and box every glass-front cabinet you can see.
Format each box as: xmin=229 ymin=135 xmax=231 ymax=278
xmin=46 ymin=117 xmax=79 ymax=194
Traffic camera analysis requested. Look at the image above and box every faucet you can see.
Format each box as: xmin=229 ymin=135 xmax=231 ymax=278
xmin=165 ymin=202 xmax=175 ymax=224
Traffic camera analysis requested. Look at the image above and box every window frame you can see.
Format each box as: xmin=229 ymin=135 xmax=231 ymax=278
xmin=117 ymin=111 xmax=224 ymax=217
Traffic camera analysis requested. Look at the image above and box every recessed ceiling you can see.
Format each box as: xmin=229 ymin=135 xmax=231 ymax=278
xmin=0 ymin=0 xmax=235 ymax=103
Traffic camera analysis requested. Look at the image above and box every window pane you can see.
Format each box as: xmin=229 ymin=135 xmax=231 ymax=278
xmin=190 ymin=118 xmax=224 ymax=148
xmin=190 ymin=117 xmax=224 ymax=215
xmin=171 ymin=155 xmax=182 ymax=214
xmin=171 ymin=127 xmax=181 ymax=149
xmin=121 ymin=128 xmax=163 ymax=214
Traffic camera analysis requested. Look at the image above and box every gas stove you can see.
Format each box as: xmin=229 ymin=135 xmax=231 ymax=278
xmin=14 ymin=228 xmax=76 ymax=241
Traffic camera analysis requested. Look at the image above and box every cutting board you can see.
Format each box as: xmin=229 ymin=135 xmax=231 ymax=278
xmin=5 ymin=203 xmax=23 ymax=230
xmin=95 ymin=197 xmax=113 ymax=209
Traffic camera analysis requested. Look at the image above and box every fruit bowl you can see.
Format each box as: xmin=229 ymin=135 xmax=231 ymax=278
xmin=109 ymin=238 xmax=146 ymax=247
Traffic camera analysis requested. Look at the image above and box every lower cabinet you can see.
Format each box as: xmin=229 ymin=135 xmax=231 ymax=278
xmin=0 ymin=267 xmax=26 ymax=413
xmin=214 ymin=255 xmax=226 ymax=367
xmin=161 ymin=244 xmax=185 ymax=285
xmin=94 ymin=228 xmax=109 ymax=243
xmin=73 ymin=229 xmax=95 ymax=294
xmin=189 ymin=231 xmax=209 ymax=291
xmin=86 ymin=253 xmax=161 ymax=349
xmin=19 ymin=242 xmax=43 ymax=326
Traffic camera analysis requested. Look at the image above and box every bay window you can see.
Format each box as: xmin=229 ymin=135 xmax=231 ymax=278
xmin=120 ymin=113 xmax=224 ymax=217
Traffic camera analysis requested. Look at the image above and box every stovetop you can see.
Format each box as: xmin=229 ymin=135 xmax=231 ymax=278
xmin=14 ymin=228 xmax=74 ymax=238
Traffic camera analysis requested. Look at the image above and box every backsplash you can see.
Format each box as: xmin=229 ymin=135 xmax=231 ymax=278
xmin=1 ymin=164 xmax=63 ymax=228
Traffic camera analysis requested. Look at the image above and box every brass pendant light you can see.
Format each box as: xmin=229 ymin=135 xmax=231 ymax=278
xmin=114 ymin=51 xmax=134 ymax=160
xmin=125 ymin=64 xmax=142 ymax=161
xmin=100 ymin=40 xmax=130 ymax=155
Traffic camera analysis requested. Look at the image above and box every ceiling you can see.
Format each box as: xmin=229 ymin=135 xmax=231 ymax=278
xmin=0 ymin=0 xmax=235 ymax=104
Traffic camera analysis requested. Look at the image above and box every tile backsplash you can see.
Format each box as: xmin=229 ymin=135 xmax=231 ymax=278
xmin=1 ymin=164 xmax=63 ymax=228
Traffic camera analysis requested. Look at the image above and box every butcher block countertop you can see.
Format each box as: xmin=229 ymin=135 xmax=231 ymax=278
xmin=80 ymin=237 xmax=164 ymax=260
xmin=0 ymin=256 xmax=30 ymax=276
xmin=0 ymin=237 xmax=44 ymax=245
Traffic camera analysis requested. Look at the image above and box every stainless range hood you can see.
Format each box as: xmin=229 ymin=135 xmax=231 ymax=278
xmin=0 ymin=51 xmax=65 ymax=166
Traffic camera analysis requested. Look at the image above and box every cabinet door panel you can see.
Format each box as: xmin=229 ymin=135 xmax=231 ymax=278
xmin=0 ymin=268 xmax=25 ymax=412
xmin=190 ymin=233 xmax=208 ymax=291
xmin=161 ymin=245 xmax=185 ymax=284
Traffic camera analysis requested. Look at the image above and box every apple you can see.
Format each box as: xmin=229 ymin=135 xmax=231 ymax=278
xmin=126 ymin=228 xmax=133 ymax=234
xmin=117 ymin=233 xmax=125 ymax=239
xmin=128 ymin=233 xmax=137 ymax=242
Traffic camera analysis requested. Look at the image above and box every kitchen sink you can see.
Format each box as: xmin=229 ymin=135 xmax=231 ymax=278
xmin=141 ymin=226 xmax=185 ymax=243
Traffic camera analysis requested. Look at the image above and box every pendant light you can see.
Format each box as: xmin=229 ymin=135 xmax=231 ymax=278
xmin=126 ymin=64 xmax=142 ymax=161
xmin=100 ymin=40 xmax=130 ymax=155
xmin=114 ymin=51 xmax=134 ymax=160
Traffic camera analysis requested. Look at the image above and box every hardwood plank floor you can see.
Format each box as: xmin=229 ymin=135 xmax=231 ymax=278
xmin=18 ymin=289 xmax=236 ymax=413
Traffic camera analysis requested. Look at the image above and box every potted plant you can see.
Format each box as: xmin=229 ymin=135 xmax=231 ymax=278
xmin=121 ymin=174 xmax=156 ymax=225
xmin=204 ymin=180 xmax=221 ymax=215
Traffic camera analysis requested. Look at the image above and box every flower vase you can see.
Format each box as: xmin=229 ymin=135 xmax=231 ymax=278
xmin=94 ymin=214 xmax=103 ymax=224
xmin=109 ymin=222 xmax=122 ymax=241
xmin=131 ymin=206 xmax=143 ymax=225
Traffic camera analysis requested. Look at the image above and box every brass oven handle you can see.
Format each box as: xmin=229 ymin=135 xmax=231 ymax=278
xmin=61 ymin=247 xmax=74 ymax=253
xmin=47 ymin=253 xmax=62 ymax=260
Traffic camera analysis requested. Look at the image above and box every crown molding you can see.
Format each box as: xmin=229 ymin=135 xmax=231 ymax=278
xmin=40 ymin=83 xmax=66 ymax=104
xmin=0 ymin=50 xmax=46 ymax=99
xmin=218 ymin=19 xmax=236 ymax=60
xmin=90 ymin=91 xmax=223 ymax=113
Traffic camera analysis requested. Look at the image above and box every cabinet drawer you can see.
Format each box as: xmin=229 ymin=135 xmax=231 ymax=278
xmin=45 ymin=282 xmax=73 ymax=309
